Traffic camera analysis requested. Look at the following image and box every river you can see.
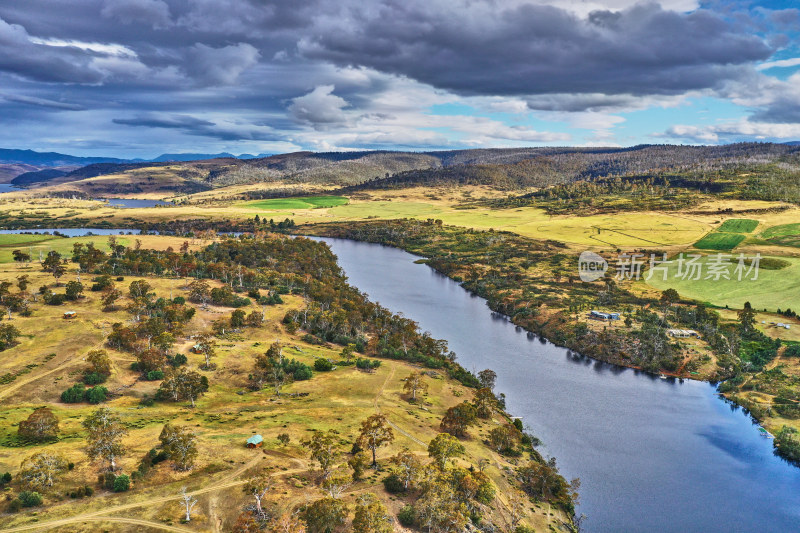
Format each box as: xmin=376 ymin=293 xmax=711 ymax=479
xmin=318 ymin=237 xmax=800 ymax=533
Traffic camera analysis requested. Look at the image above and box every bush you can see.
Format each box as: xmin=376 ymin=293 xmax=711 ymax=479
xmin=172 ymin=296 xmax=185 ymax=305
xmin=139 ymin=395 xmax=155 ymax=407
xmin=83 ymin=372 xmax=106 ymax=385
xmin=167 ymin=353 xmax=187 ymax=367
xmin=85 ymin=386 xmax=108 ymax=404
xmin=18 ymin=491 xmax=43 ymax=508
xmin=397 ymin=505 xmax=415 ymax=527
xmin=784 ymin=344 xmax=800 ymax=358
xmin=0 ymin=472 xmax=11 ymax=485
xmin=91 ymin=275 xmax=113 ymax=291
xmin=69 ymin=485 xmax=95 ymax=499
xmin=314 ymin=358 xmax=334 ymax=371
xmin=382 ymin=473 xmax=406 ymax=494
xmin=146 ymin=370 xmax=164 ymax=381
xmin=61 ymin=384 xmax=86 ymax=403
xmin=45 ymin=293 xmax=66 ymax=306
xmin=7 ymin=499 xmax=22 ymax=513
xmin=356 ymin=358 xmax=381 ymax=370
xmin=113 ymin=474 xmax=131 ymax=492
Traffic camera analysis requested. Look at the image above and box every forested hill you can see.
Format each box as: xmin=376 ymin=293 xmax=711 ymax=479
xmin=10 ymin=142 xmax=800 ymax=193
xmin=341 ymin=143 xmax=800 ymax=191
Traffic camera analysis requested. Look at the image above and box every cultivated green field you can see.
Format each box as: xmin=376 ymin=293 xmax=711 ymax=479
xmin=0 ymin=235 xmax=127 ymax=263
xmin=0 ymin=233 xmax=60 ymax=246
xmin=646 ymin=255 xmax=800 ymax=311
xmin=761 ymin=223 xmax=800 ymax=238
xmin=718 ymin=218 xmax=758 ymax=233
xmin=245 ymin=195 xmax=349 ymax=210
xmin=694 ymin=232 xmax=746 ymax=250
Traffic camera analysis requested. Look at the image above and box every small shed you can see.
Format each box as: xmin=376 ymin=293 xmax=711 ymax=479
xmin=246 ymin=435 xmax=263 ymax=448
xmin=589 ymin=310 xmax=620 ymax=321
xmin=63 ymin=311 xmax=77 ymax=319
xmin=190 ymin=344 xmax=203 ymax=354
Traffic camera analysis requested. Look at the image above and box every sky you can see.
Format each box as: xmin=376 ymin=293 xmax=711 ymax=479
xmin=0 ymin=0 xmax=799 ymax=158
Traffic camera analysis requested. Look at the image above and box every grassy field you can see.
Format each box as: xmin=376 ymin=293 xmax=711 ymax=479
xmin=0 ymin=234 xmax=59 ymax=246
xmin=12 ymin=188 xmax=800 ymax=251
xmin=718 ymin=218 xmax=759 ymax=233
xmin=693 ymin=232 xmax=746 ymax=250
xmin=0 ymin=248 xmax=563 ymax=532
xmin=245 ymin=195 xmax=349 ymax=210
xmin=645 ymin=255 xmax=800 ymax=311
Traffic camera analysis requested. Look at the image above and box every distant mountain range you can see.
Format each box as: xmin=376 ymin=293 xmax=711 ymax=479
xmin=0 ymin=148 xmax=270 ymax=167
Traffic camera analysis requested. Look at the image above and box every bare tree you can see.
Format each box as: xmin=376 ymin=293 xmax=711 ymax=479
xmin=180 ymin=487 xmax=198 ymax=522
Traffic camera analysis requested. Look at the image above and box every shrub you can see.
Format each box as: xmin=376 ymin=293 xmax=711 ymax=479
xmin=61 ymin=384 xmax=86 ymax=403
xmin=113 ymin=474 xmax=130 ymax=492
xmin=172 ymin=296 xmax=185 ymax=305
xmin=397 ymin=505 xmax=415 ymax=527
xmin=91 ymin=275 xmax=113 ymax=291
xmin=83 ymin=372 xmax=106 ymax=385
xmin=0 ymin=472 xmax=11 ymax=485
xmin=314 ymin=358 xmax=334 ymax=371
xmin=356 ymin=358 xmax=381 ymax=370
xmin=382 ymin=473 xmax=406 ymax=494
xmin=45 ymin=293 xmax=66 ymax=306
xmin=18 ymin=491 xmax=43 ymax=507
xmin=167 ymin=353 xmax=187 ymax=367
xmin=139 ymin=395 xmax=155 ymax=407
xmin=85 ymin=386 xmax=108 ymax=404
xmin=146 ymin=370 xmax=165 ymax=381
xmin=7 ymin=499 xmax=22 ymax=513
xmin=784 ymin=344 xmax=800 ymax=358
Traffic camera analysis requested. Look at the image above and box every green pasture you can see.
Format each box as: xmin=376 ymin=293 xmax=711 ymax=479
xmin=646 ymin=255 xmax=800 ymax=311
xmin=0 ymin=235 xmax=127 ymax=263
xmin=694 ymin=232 xmax=746 ymax=250
xmin=718 ymin=218 xmax=759 ymax=233
xmin=0 ymin=233 xmax=59 ymax=246
xmin=245 ymin=195 xmax=349 ymax=210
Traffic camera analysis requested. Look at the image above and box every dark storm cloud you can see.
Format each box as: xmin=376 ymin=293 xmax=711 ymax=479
xmin=101 ymin=0 xmax=173 ymax=29
xmin=113 ymin=114 xmax=214 ymax=129
xmin=183 ymin=43 xmax=261 ymax=86
xmin=1 ymin=94 xmax=85 ymax=110
xmin=113 ymin=113 xmax=284 ymax=141
xmin=0 ymin=0 xmax=794 ymax=154
xmin=0 ymin=17 xmax=107 ymax=83
xmin=300 ymin=2 xmax=772 ymax=97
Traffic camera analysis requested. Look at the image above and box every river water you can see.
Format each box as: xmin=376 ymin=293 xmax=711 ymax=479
xmin=318 ymin=237 xmax=800 ymax=533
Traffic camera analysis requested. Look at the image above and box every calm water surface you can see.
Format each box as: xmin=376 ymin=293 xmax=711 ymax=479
xmin=318 ymin=237 xmax=800 ymax=533
xmin=100 ymin=198 xmax=171 ymax=208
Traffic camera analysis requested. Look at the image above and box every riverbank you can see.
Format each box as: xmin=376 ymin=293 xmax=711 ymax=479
xmin=298 ymin=220 xmax=800 ymax=467
xmin=317 ymin=235 xmax=800 ymax=533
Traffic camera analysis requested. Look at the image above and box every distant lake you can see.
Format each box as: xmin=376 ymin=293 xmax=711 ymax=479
xmin=100 ymin=198 xmax=171 ymax=208
xmin=0 ymin=184 xmax=20 ymax=193
xmin=0 ymin=228 xmax=139 ymax=237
